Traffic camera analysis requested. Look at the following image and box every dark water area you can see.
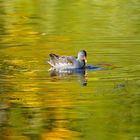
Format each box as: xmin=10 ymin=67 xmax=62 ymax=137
xmin=0 ymin=0 xmax=140 ymax=140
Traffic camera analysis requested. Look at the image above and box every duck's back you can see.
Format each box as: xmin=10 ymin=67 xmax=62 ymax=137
xmin=48 ymin=54 xmax=77 ymax=69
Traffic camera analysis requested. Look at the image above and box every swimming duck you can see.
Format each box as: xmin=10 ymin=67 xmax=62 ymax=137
xmin=48 ymin=50 xmax=87 ymax=69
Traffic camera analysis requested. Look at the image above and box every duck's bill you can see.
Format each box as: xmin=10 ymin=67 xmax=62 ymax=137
xmin=85 ymin=58 xmax=87 ymax=63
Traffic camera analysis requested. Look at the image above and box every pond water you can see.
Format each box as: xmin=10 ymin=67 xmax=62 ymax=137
xmin=0 ymin=0 xmax=140 ymax=140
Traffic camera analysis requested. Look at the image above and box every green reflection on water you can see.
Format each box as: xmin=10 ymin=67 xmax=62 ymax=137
xmin=0 ymin=0 xmax=140 ymax=140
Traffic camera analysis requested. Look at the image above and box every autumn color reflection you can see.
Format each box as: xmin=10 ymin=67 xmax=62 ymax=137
xmin=0 ymin=0 xmax=140 ymax=140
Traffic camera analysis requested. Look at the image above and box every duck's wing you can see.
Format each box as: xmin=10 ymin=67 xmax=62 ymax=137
xmin=48 ymin=54 xmax=76 ymax=67
xmin=59 ymin=56 xmax=76 ymax=64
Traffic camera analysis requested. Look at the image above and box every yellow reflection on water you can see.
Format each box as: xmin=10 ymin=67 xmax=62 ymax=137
xmin=41 ymin=127 xmax=80 ymax=140
xmin=0 ymin=0 xmax=140 ymax=140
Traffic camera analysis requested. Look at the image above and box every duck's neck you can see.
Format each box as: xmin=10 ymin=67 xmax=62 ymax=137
xmin=77 ymin=59 xmax=86 ymax=68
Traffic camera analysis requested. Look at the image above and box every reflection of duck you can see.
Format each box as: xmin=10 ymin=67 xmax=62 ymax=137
xmin=50 ymin=68 xmax=87 ymax=86
xmin=48 ymin=50 xmax=87 ymax=69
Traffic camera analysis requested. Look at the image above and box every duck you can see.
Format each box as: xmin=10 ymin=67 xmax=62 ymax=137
xmin=48 ymin=50 xmax=87 ymax=69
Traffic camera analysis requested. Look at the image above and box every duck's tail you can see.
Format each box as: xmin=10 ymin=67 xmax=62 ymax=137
xmin=47 ymin=54 xmax=59 ymax=67
xmin=49 ymin=54 xmax=59 ymax=59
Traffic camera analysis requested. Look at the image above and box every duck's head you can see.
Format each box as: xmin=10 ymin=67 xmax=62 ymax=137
xmin=77 ymin=50 xmax=87 ymax=63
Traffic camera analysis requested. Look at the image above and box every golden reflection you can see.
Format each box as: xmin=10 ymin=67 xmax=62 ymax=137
xmin=0 ymin=0 xmax=140 ymax=140
xmin=7 ymin=92 xmax=43 ymax=108
xmin=41 ymin=127 xmax=80 ymax=140
xmin=41 ymin=89 xmax=80 ymax=140
xmin=3 ymin=64 xmax=43 ymax=108
xmin=1 ymin=55 xmax=80 ymax=140
xmin=1 ymin=0 xmax=40 ymax=46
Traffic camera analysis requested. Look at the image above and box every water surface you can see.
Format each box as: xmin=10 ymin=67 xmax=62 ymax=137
xmin=0 ymin=0 xmax=140 ymax=140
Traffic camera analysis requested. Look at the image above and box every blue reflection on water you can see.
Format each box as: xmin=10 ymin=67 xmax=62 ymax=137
xmin=86 ymin=65 xmax=102 ymax=70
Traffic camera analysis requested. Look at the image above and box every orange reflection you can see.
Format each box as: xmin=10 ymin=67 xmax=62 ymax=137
xmin=41 ymin=127 xmax=80 ymax=140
